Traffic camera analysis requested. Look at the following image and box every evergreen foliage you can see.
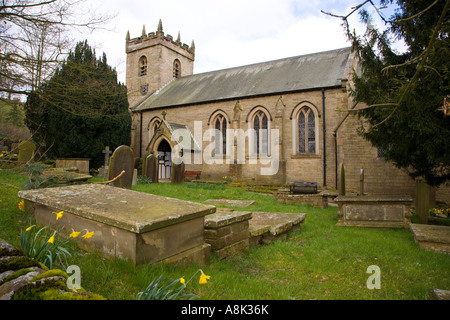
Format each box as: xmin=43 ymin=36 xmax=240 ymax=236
xmin=348 ymin=0 xmax=450 ymax=186
xmin=24 ymin=40 xmax=131 ymax=169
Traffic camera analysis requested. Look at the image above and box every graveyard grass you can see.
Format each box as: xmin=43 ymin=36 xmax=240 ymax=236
xmin=1 ymin=170 xmax=449 ymax=300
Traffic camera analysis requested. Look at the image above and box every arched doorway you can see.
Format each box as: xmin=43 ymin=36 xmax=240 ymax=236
xmin=157 ymin=139 xmax=172 ymax=180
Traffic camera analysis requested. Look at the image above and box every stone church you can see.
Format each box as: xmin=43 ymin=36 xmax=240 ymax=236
xmin=125 ymin=20 xmax=449 ymax=202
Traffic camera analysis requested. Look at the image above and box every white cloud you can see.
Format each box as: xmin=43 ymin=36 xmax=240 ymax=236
xmin=77 ymin=0 xmax=362 ymax=84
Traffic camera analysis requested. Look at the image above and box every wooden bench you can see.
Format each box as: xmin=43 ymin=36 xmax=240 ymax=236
xmin=290 ymin=181 xmax=318 ymax=194
xmin=185 ymin=170 xmax=202 ymax=180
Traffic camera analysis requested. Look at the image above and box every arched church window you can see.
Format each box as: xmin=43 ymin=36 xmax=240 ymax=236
xmin=173 ymin=59 xmax=181 ymax=78
xmin=214 ymin=114 xmax=227 ymax=155
xmin=139 ymin=56 xmax=147 ymax=77
xmin=252 ymin=110 xmax=269 ymax=155
xmin=298 ymin=107 xmax=316 ymax=154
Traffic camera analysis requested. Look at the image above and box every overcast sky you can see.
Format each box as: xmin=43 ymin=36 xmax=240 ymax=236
xmin=76 ymin=0 xmax=381 ymax=84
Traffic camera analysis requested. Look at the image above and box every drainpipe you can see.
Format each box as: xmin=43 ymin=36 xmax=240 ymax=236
xmin=322 ymin=88 xmax=327 ymax=187
xmin=139 ymin=111 xmax=143 ymax=158
xmin=334 ymin=132 xmax=338 ymax=190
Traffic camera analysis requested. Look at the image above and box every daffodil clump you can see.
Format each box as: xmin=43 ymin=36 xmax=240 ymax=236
xmin=19 ymin=205 xmax=94 ymax=269
xmin=429 ymin=207 xmax=450 ymax=218
xmin=137 ymin=269 xmax=211 ymax=300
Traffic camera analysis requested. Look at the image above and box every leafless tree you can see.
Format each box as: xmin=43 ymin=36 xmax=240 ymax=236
xmin=0 ymin=0 xmax=114 ymax=99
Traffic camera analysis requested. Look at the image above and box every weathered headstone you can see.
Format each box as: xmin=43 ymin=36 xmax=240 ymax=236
xmin=108 ymin=145 xmax=134 ymax=189
xmin=415 ymin=178 xmax=430 ymax=224
xmin=18 ymin=140 xmax=35 ymax=163
xmin=145 ymin=153 xmax=159 ymax=183
xmin=338 ymin=163 xmax=346 ymax=196
xmin=171 ymin=158 xmax=185 ymax=184
xmin=101 ymin=146 xmax=112 ymax=178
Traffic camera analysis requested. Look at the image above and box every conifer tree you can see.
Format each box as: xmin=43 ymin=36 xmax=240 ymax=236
xmin=24 ymin=41 xmax=131 ymax=169
xmin=326 ymin=0 xmax=450 ymax=186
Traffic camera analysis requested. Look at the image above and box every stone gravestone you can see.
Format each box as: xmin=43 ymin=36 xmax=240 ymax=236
xmin=145 ymin=153 xmax=159 ymax=183
xmin=108 ymin=145 xmax=134 ymax=189
xmin=101 ymin=146 xmax=112 ymax=178
xmin=18 ymin=140 xmax=36 ymax=163
xmin=415 ymin=178 xmax=430 ymax=224
xmin=171 ymin=158 xmax=185 ymax=184
xmin=338 ymin=163 xmax=346 ymax=196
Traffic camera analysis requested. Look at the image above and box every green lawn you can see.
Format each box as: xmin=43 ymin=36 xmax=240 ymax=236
xmin=1 ymin=168 xmax=449 ymax=300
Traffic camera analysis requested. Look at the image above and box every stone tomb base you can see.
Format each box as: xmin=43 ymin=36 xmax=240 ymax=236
xmin=410 ymin=224 xmax=450 ymax=254
xmin=249 ymin=212 xmax=306 ymax=247
xmin=204 ymin=209 xmax=252 ymax=260
xmin=18 ymin=184 xmax=215 ymax=266
xmin=335 ymin=195 xmax=413 ymax=228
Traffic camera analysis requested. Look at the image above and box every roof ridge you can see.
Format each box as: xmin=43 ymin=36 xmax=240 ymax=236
xmin=182 ymin=46 xmax=352 ymax=79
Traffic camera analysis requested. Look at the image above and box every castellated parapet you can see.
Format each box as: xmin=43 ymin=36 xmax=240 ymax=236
xmin=125 ymin=20 xmax=195 ymax=109
xmin=125 ymin=21 xmax=195 ymax=60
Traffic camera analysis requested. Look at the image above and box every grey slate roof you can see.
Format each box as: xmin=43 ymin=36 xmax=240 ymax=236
xmin=134 ymin=47 xmax=352 ymax=111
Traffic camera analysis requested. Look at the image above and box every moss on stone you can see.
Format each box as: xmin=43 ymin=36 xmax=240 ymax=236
xmin=32 ymin=269 xmax=68 ymax=282
xmin=40 ymin=288 xmax=107 ymax=300
xmin=0 ymin=256 xmax=41 ymax=273
xmin=1 ymin=268 xmax=36 ymax=285
xmin=12 ymin=277 xmax=67 ymax=300
xmin=0 ymin=246 xmax=24 ymax=257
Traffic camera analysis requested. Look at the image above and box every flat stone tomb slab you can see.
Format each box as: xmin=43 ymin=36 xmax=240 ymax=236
xmin=335 ymin=195 xmax=412 ymax=229
xmin=18 ymin=184 xmax=216 ymax=265
xmin=410 ymin=224 xmax=450 ymax=254
xmin=205 ymin=199 xmax=255 ymax=207
xmin=248 ymin=212 xmax=306 ymax=246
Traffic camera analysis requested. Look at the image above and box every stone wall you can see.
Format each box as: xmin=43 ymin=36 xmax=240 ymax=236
xmin=0 ymin=240 xmax=104 ymax=300
xmin=135 ymin=88 xmax=348 ymax=187
xmin=204 ymin=210 xmax=252 ymax=260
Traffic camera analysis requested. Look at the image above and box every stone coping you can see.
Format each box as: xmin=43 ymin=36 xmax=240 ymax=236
xmin=249 ymin=212 xmax=306 ymax=237
xmin=334 ymin=195 xmax=413 ymax=203
xmin=18 ymin=184 xmax=216 ymax=234
xmin=410 ymin=224 xmax=450 ymax=245
xmin=204 ymin=210 xmax=252 ymax=229
xmin=205 ymin=199 xmax=255 ymax=207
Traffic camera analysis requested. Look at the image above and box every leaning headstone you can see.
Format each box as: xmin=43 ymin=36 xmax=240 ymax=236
xmin=108 ymin=145 xmax=134 ymax=189
xmin=145 ymin=153 xmax=159 ymax=183
xmin=415 ymin=178 xmax=430 ymax=224
xmin=171 ymin=158 xmax=185 ymax=184
xmin=338 ymin=163 xmax=346 ymax=196
xmin=18 ymin=141 xmax=35 ymax=163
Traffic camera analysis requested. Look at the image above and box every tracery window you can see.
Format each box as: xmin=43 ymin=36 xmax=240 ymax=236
xmin=214 ymin=114 xmax=227 ymax=155
xmin=297 ymin=106 xmax=317 ymax=154
xmin=252 ymin=110 xmax=269 ymax=155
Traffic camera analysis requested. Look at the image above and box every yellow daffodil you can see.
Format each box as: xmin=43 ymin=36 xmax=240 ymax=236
xmin=199 ymin=270 xmax=210 ymax=285
xmin=82 ymin=230 xmax=94 ymax=239
xmin=18 ymin=200 xmax=24 ymax=211
xmin=48 ymin=231 xmax=56 ymax=244
xmin=26 ymin=225 xmax=35 ymax=232
xmin=69 ymin=230 xmax=80 ymax=238
xmin=180 ymin=278 xmax=186 ymax=287
xmin=55 ymin=211 xmax=64 ymax=220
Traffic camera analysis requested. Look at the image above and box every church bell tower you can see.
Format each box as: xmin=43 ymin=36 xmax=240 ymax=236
xmin=125 ymin=19 xmax=195 ymax=108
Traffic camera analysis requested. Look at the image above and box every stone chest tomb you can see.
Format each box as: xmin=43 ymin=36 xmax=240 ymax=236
xmin=335 ymin=195 xmax=413 ymax=229
xmin=18 ymin=184 xmax=215 ymax=265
